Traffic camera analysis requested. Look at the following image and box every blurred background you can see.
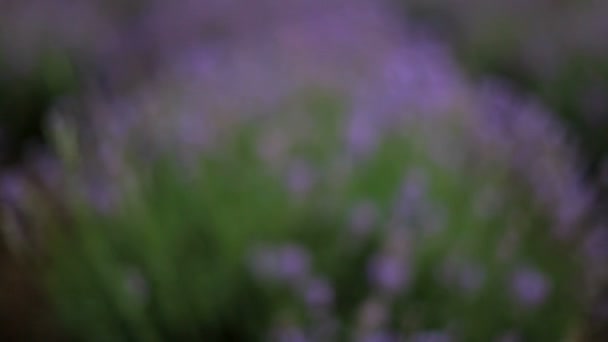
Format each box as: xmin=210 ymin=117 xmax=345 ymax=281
xmin=0 ymin=0 xmax=607 ymax=340
xmin=3 ymin=0 xmax=608 ymax=185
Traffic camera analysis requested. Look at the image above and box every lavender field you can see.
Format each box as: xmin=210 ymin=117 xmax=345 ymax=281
xmin=0 ymin=1 xmax=607 ymax=341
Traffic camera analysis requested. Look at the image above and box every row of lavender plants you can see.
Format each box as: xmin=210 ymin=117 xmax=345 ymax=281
xmin=0 ymin=0 xmax=607 ymax=340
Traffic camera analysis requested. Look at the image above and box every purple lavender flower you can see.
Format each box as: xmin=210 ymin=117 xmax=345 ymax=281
xmin=176 ymin=112 xmax=210 ymax=151
xmin=408 ymin=330 xmax=452 ymax=342
xmin=0 ymin=171 xmax=27 ymax=203
xmin=510 ymin=267 xmax=551 ymax=309
xmin=383 ymin=229 xmax=412 ymax=258
xmin=278 ymin=244 xmax=312 ymax=282
xmin=357 ymin=297 xmax=388 ymax=331
xmin=368 ymin=254 xmax=410 ymax=294
xmin=286 ymin=160 xmax=316 ymax=199
xmin=551 ymin=181 xmax=594 ymax=240
xmin=357 ymin=331 xmax=399 ymax=342
xmin=249 ymin=244 xmax=312 ymax=284
xmin=24 ymin=149 xmax=64 ymax=194
xmin=83 ymin=176 xmax=120 ymax=215
xmin=437 ymin=257 xmax=485 ymax=295
xmin=582 ymin=225 xmax=608 ymax=262
xmin=393 ymin=169 xmax=429 ymax=220
xmin=400 ymin=169 xmax=428 ymax=204
xmin=346 ymin=112 xmax=380 ymax=159
xmin=350 ymin=201 xmax=380 ymax=236
xmin=302 ymin=277 xmax=334 ymax=308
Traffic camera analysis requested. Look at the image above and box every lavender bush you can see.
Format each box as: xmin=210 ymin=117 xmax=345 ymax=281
xmin=399 ymin=0 xmax=608 ymax=171
xmin=0 ymin=0 xmax=605 ymax=341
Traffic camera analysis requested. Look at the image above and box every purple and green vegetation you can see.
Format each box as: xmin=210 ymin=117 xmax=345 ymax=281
xmin=400 ymin=0 xmax=608 ymax=172
xmin=0 ymin=0 xmax=606 ymax=341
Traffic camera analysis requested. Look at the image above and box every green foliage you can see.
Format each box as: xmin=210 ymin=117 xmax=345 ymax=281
xmin=45 ymin=93 xmax=584 ymax=341
xmin=0 ymin=50 xmax=77 ymax=165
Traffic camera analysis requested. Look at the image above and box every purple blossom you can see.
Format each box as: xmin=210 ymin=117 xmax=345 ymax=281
xmin=249 ymin=244 xmax=311 ymax=284
xmin=83 ymin=176 xmax=120 ymax=215
xmin=357 ymin=297 xmax=388 ymax=331
xmin=383 ymin=229 xmax=412 ymax=257
xmin=390 ymin=171 xmax=447 ymax=239
xmin=408 ymin=330 xmax=452 ymax=342
xmin=176 ymin=112 xmax=210 ymax=151
xmin=273 ymin=326 xmax=309 ymax=342
xmin=286 ymin=160 xmax=316 ymax=199
xmin=26 ymin=150 xmax=64 ymax=193
xmin=437 ymin=257 xmax=485 ymax=295
xmin=510 ymin=267 xmax=551 ymax=309
xmin=357 ymin=331 xmax=399 ymax=342
xmin=0 ymin=171 xmax=27 ymax=203
xmin=346 ymin=112 xmax=380 ymax=158
xmin=550 ymin=179 xmax=594 ymax=240
xmin=0 ymin=0 xmax=114 ymax=75
xmin=278 ymin=244 xmax=312 ymax=282
xmin=474 ymin=81 xmax=595 ymax=244
xmin=302 ymin=277 xmax=334 ymax=308
xmin=400 ymin=170 xmax=428 ymax=204
xmin=368 ymin=254 xmax=410 ymax=294
xmin=582 ymin=226 xmax=608 ymax=262
xmin=393 ymin=169 xmax=429 ymax=220
xmin=377 ymin=39 xmax=464 ymax=116
xmin=350 ymin=201 xmax=380 ymax=236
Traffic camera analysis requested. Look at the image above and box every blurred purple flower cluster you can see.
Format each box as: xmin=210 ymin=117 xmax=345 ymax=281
xmin=1 ymin=0 xmax=397 ymax=87
xmin=403 ymin=0 xmax=608 ymax=173
xmin=0 ymin=0 xmax=606 ymax=340
xmin=11 ymin=0 xmax=602 ymax=283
